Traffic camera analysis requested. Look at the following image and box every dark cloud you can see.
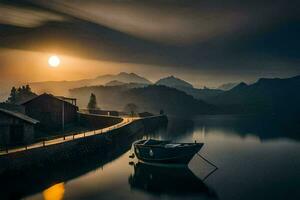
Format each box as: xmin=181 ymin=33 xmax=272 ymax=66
xmin=0 ymin=0 xmax=299 ymax=79
xmin=28 ymin=0 xmax=300 ymax=44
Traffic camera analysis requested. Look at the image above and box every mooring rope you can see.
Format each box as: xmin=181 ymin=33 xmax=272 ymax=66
xmin=196 ymin=152 xmax=218 ymax=169
xmin=196 ymin=152 xmax=218 ymax=181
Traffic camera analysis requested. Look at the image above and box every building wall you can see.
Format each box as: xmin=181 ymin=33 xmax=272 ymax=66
xmin=23 ymin=125 xmax=34 ymax=144
xmin=0 ymin=112 xmax=14 ymax=146
xmin=24 ymin=95 xmax=78 ymax=130
xmin=0 ymin=113 xmax=35 ymax=147
xmin=0 ymin=103 xmax=25 ymax=113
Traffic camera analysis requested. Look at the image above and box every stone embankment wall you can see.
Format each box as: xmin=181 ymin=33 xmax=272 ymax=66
xmin=0 ymin=115 xmax=168 ymax=174
xmin=78 ymin=112 xmax=123 ymax=129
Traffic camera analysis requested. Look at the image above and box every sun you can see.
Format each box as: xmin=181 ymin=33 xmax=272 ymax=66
xmin=48 ymin=55 xmax=60 ymax=67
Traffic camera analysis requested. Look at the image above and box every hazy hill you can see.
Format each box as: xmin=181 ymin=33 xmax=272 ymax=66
xmin=70 ymin=85 xmax=128 ymax=110
xmin=91 ymin=72 xmax=152 ymax=86
xmin=218 ymin=82 xmax=239 ymax=91
xmin=123 ymin=85 xmax=217 ymax=115
xmin=208 ymin=75 xmax=300 ymax=114
xmin=70 ymin=85 xmax=217 ymax=115
xmin=156 ymin=76 xmax=193 ymax=89
xmin=29 ymin=72 xmax=151 ymax=96
xmin=180 ymin=87 xmax=224 ymax=101
xmin=155 ymin=76 xmax=223 ymax=101
xmin=105 ymin=80 xmax=125 ymax=86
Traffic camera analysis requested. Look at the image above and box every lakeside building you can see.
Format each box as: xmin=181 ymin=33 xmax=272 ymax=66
xmin=21 ymin=93 xmax=78 ymax=131
xmin=0 ymin=103 xmax=25 ymax=113
xmin=0 ymin=108 xmax=39 ymax=147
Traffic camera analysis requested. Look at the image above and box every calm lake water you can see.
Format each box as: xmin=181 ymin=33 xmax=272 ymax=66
xmin=20 ymin=115 xmax=300 ymax=200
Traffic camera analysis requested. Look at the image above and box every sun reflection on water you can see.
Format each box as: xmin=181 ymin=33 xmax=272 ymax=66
xmin=43 ymin=183 xmax=65 ymax=200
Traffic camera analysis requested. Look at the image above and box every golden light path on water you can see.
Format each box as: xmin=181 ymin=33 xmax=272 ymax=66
xmin=43 ymin=183 xmax=65 ymax=200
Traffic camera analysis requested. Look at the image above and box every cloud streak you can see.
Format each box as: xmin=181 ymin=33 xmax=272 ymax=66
xmin=0 ymin=3 xmax=66 ymax=28
xmin=29 ymin=0 xmax=299 ymax=44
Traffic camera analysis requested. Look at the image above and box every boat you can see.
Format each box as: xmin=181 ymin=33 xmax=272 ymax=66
xmin=133 ymin=139 xmax=203 ymax=166
xmin=128 ymin=162 xmax=216 ymax=197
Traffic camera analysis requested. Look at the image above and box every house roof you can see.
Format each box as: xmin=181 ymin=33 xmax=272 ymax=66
xmin=21 ymin=93 xmax=77 ymax=107
xmin=0 ymin=108 xmax=39 ymax=124
xmin=16 ymin=96 xmax=38 ymax=105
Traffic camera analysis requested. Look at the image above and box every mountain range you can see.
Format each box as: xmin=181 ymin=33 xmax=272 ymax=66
xmin=154 ymin=76 xmax=223 ymax=101
xmin=155 ymin=76 xmax=193 ymax=89
xmin=26 ymin=73 xmax=220 ymax=100
xmin=69 ymin=74 xmax=300 ymax=115
xmin=27 ymin=72 xmax=151 ymax=96
xmin=2 ymin=72 xmax=300 ymax=115
xmin=70 ymin=85 xmax=217 ymax=115
xmin=217 ymin=82 xmax=239 ymax=91
xmin=208 ymin=75 xmax=300 ymax=114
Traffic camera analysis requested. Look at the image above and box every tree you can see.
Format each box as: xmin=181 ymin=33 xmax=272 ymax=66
xmin=6 ymin=85 xmax=36 ymax=104
xmin=17 ymin=87 xmax=22 ymax=94
xmin=7 ymin=87 xmax=17 ymax=103
xmin=124 ymin=103 xmax=138 ymax=116
xmin=25 ymin=85 xmax=31 ymax=93
xmin=87 ymin=93 xmax=98 ymax=111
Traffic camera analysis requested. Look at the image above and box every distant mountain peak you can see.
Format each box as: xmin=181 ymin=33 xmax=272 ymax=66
xmin=118 ymin=72 xmax=139 ymax=76
xmin=155 ymin=76 xmax=194 ymax=89
xmin=229 ymin=82 xmax=248 ymax=92
xmin=118 ymin=72 xmax=131 ymax=76
xmin=96 ymin=72 xmax=152 ymax=85
xmin=238 ymin=82 xmax=247 ymax=86
xmin=105 ymin=80 xmax=126 ymax=86
xmin=218 ymin=82 xmax=239 ymax=91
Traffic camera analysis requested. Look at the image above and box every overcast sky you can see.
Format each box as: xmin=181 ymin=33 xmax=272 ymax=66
xmin=0 ymin=0 xmax=299 ymax=87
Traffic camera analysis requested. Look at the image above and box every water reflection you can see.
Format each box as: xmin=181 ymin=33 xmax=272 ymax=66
xmin=0 ymin=129 xmax=144 ymax=200
xmin=43 ymin=183 xmax=65 ymax=200
xmin=153 ymin=115 xmax=300 ymax=142
xmin=2 ymin=115 xmax=299 ymax=200
xmin=148 ymin=118 xmax=195 ymax=141
xmin=193 ymin=115 xmax=300 ymax=141
xmin=129 ymin=162 xmax=217 ymax=198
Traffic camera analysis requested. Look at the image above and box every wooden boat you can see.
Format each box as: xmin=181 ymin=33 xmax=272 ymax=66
xmin=133 ymin=139 xmax=203 ymax=166
xmin=128 ymin=162 xmax=216 ymax=197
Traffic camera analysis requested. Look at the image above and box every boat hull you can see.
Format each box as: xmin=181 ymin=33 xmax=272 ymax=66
xmin=134 ymin=140 xmax=203 ymax=165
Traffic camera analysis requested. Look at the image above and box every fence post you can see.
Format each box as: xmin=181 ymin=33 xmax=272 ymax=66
xmin=73 ymin=134 xmax=75 ymax=139
xmin=64 ymin=135 xmax=65 ymax=140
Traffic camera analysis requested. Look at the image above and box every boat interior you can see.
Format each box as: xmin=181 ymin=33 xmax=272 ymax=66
xmin=136 ymin=139 xmax=200 ymax=148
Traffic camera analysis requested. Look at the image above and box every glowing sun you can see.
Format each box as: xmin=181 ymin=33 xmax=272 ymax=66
xmin=48 ymin=55 xmax=60 ymax=67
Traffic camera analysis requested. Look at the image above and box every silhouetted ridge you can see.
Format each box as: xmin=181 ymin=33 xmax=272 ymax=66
xmin=28 ymin=72 xmax=151 ymax=96
xmin=207 ymin=75 xmax=300 ymax=114
xmin=155 ymin=76 xmax=194 ymax=88
xmin=70 ymin=85 xmax=217 ymax=115
xmin=231 ymin=82 xmax=248 ymax=91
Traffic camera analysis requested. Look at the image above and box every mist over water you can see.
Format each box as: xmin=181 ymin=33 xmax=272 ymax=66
xmin=6 ymin=115 xmax=300 ymax=200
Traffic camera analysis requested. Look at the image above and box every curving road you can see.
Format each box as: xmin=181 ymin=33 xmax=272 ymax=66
xmin=0 ymin=116 xmax=140 ymax=156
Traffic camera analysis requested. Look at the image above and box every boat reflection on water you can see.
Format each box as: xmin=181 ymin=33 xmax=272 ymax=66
xmin=129 ymin=162 xmax=217 ymax=198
